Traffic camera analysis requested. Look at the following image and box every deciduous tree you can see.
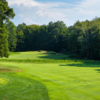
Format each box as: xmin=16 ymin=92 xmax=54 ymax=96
xmin=0 ymin=0 xmax=15 ymax=57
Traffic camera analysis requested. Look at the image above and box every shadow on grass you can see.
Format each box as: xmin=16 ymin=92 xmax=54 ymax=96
xmin=0 ymin=66 xmax=20 ymax=73
xmin=0 ymin=68 xmax=12 ymax=72
xmin=59 ymin=62 xmax=100 ymax=68
xmin=38 ymin=53 xmax=70 ymax=60
xmin=95 ymin=69 xmax=100 ymax=73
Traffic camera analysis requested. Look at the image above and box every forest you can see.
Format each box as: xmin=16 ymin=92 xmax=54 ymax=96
xmin=0 ymin=0 xmax=99 ymax=60
xmin=6 ymin=17 xmax=100 ymax=60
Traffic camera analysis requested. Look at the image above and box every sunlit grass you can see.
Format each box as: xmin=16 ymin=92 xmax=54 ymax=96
xmin=0 ymin=78 xmax=8 ymax=85
xmin=6 ymin=51 xmax=69 ymax=60
xmin=0 ymin=61 xmax=100 ymax=100
xmin=0 ymin=65 xmax=49 ymax=100
xmin=0 ymin=51 xmax=100 ymax=100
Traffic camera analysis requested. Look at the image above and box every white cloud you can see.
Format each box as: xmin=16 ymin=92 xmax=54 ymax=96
xmin=7 ymin=0 xmax=100 ymax=26
xmin=18 ymin=14 xmax=23 ymax=18
xmin=8 ymin=0 xmax=66 ymax=8
xmin=24 ymin=18 xmax=36 ymax=25
xmin=8 ymin=0 xmax=40 ymax=7
xmin=36 ymin=9 xmax=68 ymax=24
xmin=79 ymin=0 xmax=100 ymax=9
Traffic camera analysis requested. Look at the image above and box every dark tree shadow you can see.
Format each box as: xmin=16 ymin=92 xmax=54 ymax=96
xmin=38 ymin=53 xmax=71 ymax=60
xmin=59 ymin=62 xmax=100 ymax=68
xmin=95 ymin=69 xmax=100 ymax=73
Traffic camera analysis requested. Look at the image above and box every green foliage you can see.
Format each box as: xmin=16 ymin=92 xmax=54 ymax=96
xmin=4 ymin=17 xmax=100 ymax=60
xmin=67 ymin=19 xmax=100 ymax=60
xmin=0 ymin=0 xmax=15 ymax=22
xmin=0 ymin=24 xmax=9 ymax=58
xmin=15 ymin=21 xmax=68 ymax=52
xmin=28 ymin=24 xmax=40 ymax=30
xmin=0 ymin=0 xmax=15 ymax=58
xmin=6 ymin=21 xmax=17 ymax=51
xmin=16 ymin=30 xmax=25 ymax=51
xmin=17 ymin=23 xmax=26 ymax=31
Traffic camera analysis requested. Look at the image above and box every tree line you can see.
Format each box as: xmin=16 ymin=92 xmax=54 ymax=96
xmin=0 ymin=0 xmax=100 ymax=60
xmin=7 ymin=18 xmax=100 ymax=60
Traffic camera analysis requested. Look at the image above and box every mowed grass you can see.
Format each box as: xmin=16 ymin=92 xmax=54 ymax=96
xmin=0 ymin=65 xmax=49 ymax=100
xmin=0 ymin=51 xmax=100 ymax=100
xmin=6 ymin=51 xmax=69 ymax=60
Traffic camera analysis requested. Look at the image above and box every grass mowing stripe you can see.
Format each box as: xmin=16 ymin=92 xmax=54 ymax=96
xmin=0 ymin=65 xmax=49 ymax=100
xmin=1 ymin=62 xmax=100 ymax=100
xmin=0 ymin=51 xmax=100 ymax=100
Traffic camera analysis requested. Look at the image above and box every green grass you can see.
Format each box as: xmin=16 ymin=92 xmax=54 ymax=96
xmin=0 ymin=51 xmax=100 ymax=100
xmin=0 ymin=65 xmax=49 ymax=100
xmin=5 ymin=51 xmax=69 ymax=60
xmin=8 ymin=51 xmax=20 ymax=55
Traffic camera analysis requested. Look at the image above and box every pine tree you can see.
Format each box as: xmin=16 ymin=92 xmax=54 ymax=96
xmin=0 ymin=0 xmax=15 ymax=57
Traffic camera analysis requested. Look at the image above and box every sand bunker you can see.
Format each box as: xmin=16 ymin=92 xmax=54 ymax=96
xmin=56 ymin=53 xmax=63 ymax=55
xmin=34 ymin=51 xmax=39 ymax=52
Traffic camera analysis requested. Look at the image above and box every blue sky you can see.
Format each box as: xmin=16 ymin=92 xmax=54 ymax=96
xmin=7 ymin=0 xmax=100 ymax=26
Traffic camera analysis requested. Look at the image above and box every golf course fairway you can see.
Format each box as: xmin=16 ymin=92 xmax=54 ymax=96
xmin=0 ymin=51 xmax=100 ymax=100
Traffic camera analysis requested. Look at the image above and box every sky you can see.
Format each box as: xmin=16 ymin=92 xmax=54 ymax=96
xmin=7 ymin=0 xmax=100 ymax=26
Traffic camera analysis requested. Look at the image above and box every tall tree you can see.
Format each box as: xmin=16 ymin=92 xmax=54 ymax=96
xmin=16 ymin=30 xmax=25 ymax=51
xmin=17 ymin=23 xmax=26 ymax=31
xmin=6 ymin=21 xmax=17 ymax=51
xmin=0 ymin=0 xmax=15 ymax=57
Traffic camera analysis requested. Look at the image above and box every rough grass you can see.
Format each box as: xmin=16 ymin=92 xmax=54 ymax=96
xmin=0 ymin=51 xmax=100 ymax=100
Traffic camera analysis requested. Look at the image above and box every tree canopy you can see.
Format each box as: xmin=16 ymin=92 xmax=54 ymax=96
xmin=0 ymin=1 xmax=99 ymax=60
xmin=0 ymin=0 xmax=15 ymax=57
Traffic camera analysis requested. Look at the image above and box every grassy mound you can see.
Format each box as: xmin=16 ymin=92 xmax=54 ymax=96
xmin=0 ymin=65 xmax=49 ymax=100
